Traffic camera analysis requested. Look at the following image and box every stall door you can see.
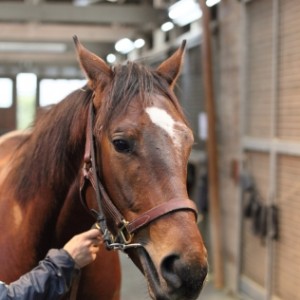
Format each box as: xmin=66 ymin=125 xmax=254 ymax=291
xmin=240 ymin=0 xmax=300 ymax=299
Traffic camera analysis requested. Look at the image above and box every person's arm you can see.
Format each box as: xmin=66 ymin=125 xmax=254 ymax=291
xmin=0 ymin=249 xmax=77 ymax=300
xmin=0 ymin=229 xmax=101 ymax=300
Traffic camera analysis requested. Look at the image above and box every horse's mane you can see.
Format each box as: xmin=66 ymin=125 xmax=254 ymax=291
xmin=10 ymin=87 xmax=93 ymax=203
xmin=9 ymin=60 xmax=185 ymax=203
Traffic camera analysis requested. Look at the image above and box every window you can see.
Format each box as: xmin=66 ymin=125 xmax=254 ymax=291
xmin=0 ymin=78 xmax=13 ymax=108
xmin=16 ymin=73 xmax=37 ymax=129
xmin=39 ymin=79 xmax=86 ymax=107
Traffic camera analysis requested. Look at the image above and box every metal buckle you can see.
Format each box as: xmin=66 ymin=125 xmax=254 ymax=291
xmin=118 ymin=220 xmax=134 ymax=244
xmin=92 ymin=219 xmax=143 ymax=251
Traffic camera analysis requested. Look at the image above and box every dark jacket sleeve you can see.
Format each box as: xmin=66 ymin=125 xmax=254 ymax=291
xmin=0 ymin=249 xmax=79 ymax=300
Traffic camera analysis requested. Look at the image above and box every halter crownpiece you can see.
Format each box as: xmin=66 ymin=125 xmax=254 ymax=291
xmin=80 ymin=102 xmax=198 ymax=251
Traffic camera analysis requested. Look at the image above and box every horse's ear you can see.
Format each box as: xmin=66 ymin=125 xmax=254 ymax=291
xmin=73 ymin=35 xmax=112 ymax=91
xmin=157 ymin=40 xmax=186 ymax=89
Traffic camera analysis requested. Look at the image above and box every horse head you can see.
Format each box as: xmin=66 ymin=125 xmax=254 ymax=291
xmin=74 ymin=37 xmax=208 ymax=300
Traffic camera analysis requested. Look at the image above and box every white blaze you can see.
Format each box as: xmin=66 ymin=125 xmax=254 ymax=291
xmin=145 ymin=106 xmax=183 ymax=149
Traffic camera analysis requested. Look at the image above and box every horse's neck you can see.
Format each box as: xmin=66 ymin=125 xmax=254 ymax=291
xmin=0 ymin=125 xmax=86 ymax=281
xmin=53 ymin=179 xmax=95 ymax=248
xmin=0 ymin=173 xmax=85 ymax=282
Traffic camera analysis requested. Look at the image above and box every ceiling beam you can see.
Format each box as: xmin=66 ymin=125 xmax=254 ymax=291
xmin=0 ymin=52 xmax=77 ymax=64
xmin=0 ymin=23 xmax=136 ymax=42
xmin=0 ymin=2 xmax=166 ymax=25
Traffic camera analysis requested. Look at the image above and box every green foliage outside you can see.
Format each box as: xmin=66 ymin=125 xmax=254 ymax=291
xmin=17 ymin=95 xmax=36 ymax=130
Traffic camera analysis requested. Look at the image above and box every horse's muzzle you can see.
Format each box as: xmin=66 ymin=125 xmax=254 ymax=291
xmin=160 ymin=253 xmax=208 ymax=300
xmin=135 ymin=247 xmax=208 ymax=300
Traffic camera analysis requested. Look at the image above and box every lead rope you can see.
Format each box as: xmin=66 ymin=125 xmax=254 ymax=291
xmin=69 ymin=270 xmax=81 ymax=300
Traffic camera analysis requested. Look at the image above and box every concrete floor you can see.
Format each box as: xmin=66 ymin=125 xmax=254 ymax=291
xmin=120 ymin=252 xmax=238 ymax=300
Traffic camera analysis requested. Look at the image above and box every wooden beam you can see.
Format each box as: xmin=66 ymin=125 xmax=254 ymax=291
xmin=0 ymin=53 xmax=77 ymax=63
xmin=0 ymin=23 xmax=135 ymax=43
xmin=198 ymin=0 xmax=224 ymax=289
xmin=0 ymin=2 xmax=165 ymax=25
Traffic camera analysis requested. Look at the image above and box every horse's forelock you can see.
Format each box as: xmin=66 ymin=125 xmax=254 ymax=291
xmin=97 ymin=61 xmax=185 ymax=130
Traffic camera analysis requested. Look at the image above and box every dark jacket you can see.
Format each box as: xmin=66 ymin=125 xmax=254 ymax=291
xmin=0 ymin=249 xmax=79 ymax=300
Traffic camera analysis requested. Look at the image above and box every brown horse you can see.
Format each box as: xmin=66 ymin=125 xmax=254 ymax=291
xmin=0 ymin=37 xmax=207 ymax=300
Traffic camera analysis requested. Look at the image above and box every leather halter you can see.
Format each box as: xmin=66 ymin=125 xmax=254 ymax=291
xmin=80 ymin=102 xmax=198 ymax=250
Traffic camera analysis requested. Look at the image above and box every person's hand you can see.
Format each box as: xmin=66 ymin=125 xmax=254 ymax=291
xmin=63 ymin=229 xmax=101 ymax=268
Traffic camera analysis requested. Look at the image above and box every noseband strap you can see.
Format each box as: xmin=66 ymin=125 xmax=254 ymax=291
xmin=80 ymin=103 xmax=198 ymax=250
xmin=127 ymin=199 xmax=197 ymax=233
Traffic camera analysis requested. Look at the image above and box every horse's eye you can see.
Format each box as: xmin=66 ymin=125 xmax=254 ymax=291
xmin=112 ymin=139 xmax=132 ymax=153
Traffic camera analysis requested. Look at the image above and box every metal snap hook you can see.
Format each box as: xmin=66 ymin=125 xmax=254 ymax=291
xmin=107 ymin=242 xmax=143 ymax=251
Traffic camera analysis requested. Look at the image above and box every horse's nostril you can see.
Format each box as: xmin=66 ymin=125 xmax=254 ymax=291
xmin=161 ymin=254 xmax=208 ymax=298
xmin=161 ymin=254 xmax=182 ymax=289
